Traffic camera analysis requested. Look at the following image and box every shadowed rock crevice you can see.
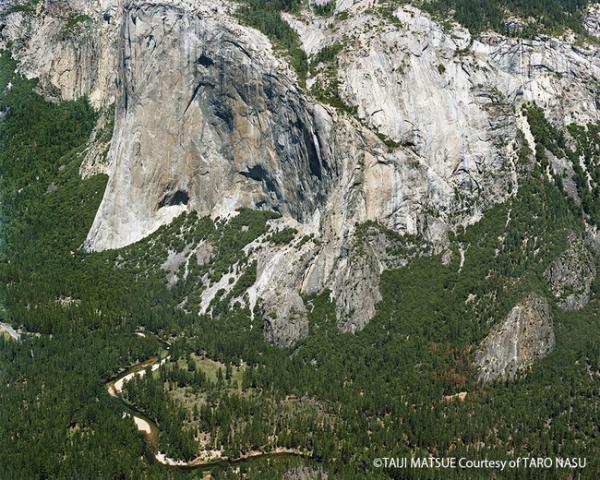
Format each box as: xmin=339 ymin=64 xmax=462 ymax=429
xmin=196 ymin=53 xmax=214 ymax=67
xmin=301 ymin=121 xmax=323 ymax=180
xmin=240 ymin=165 xmax=278 ymax=194
xmin=158 ymin=190 xmax=189 ymax=208
xmin=210 ymin=96 xmax=234 ymax=131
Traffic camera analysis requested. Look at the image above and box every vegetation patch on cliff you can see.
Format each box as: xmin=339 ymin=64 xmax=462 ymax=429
xmin=414 ymin=0 xmax=598 ymax=36
xmin=237 ymin=0 xmax=308 ymax=85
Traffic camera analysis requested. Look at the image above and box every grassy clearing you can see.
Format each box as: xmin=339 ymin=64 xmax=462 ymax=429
xmin=175 ymin=354 xmax=246 ymax=385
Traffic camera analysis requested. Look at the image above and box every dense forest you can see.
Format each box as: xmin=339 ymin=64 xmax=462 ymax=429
xmin=421 ymin=0 xmax=597 ymax=35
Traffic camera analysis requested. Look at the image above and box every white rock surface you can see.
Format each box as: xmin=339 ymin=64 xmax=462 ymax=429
xmin=79 ymin=1 xmax=334 ymax=251
xmin=585 ymin=3 xmax=600 ymax=37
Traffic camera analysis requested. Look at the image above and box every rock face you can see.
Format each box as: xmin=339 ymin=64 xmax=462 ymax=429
xmin=0 ymin=0 xmax=121 ymax=107
xmin=284 ymin=466 xmax=328 ymax=480
xmin=476 ymin=294 xmax=555 ymax=383
xmin=544 ymin=236 xmax=597 ymax=311
xmin=3 ymin=0 xmax=600 ymax=346
xmin=261 ymin=288 xmax=309 ymax=348
xmin=585 ymin=4 xmax=600 ymax=37
xmin=292 ymin=4 xmax=600 ymax=204
xmin=83 ymin=2 xmax=334 ymax=250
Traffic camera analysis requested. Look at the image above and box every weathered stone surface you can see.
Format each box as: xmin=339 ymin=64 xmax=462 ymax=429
xmin=476 ymin=294 xmax=555 ymax=383
xmin=0 ymin=0 xmax=121 ymax=107
xmin=332 ymin=245 xmax=383 ymax=333
xmin=544 ymin=236 xmax=596 ymax=311
xmin=82 ymin=1 xmax=334 ymax=251
xmin=80 ymin=105 xmax=115 ymax=178
xmin=585 ymin=3 xmax=600 ymax=37
xmin=284 ymin=466 xmax=328 ymax=480
xmin=261 ymin=288 xmax=309 ymax=349
xmin=195 ymin=241 xmax=215 ymax=267
xmin=161 ymin=243 xmax=194 ymax=289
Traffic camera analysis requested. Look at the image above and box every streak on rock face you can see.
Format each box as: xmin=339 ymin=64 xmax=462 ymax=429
xmin=476 ymin=294 xmax=554 ymax=384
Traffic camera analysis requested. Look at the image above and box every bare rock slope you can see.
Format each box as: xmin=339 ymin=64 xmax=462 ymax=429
xmin=476 ymin=294 xmax=555 ymax=383
xmin=544 ymin=236 xmax=597 ymax=311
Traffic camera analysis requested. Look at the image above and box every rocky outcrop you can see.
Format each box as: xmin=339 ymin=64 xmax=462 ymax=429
xmin=270 ymin=3 xmax=600 ymax=336
xmin=292 ymin=4 xmax=600 ymax=211
xmin=330 ymin=246 xmax=383 ymax=333
xmin=544 ymin=236 xmax=596 ymax=311
xmin=284 ymin=466 xmax=328 ymax=480
xmin=0 ymin=0 xmax=121 ymax=107
xmin=476 ymin=294 xmax=555 ymax=383
xmin=261 ymin=288 xmax=309 ymax=348
xmin=0 ymin=0 xmax=122 ymax=177
xmin=301 ymin=221 xmax=417 ymax=332
xmin=585 ymin=4 xmax=600 ymax=37
xmin=80 ymin=105 xmax=115 ymax=177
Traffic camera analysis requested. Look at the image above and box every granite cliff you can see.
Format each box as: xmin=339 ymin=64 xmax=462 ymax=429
xmin=2 ymin=0 xmax=599 ymax=349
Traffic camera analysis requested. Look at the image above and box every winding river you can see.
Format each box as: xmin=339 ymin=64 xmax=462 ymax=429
xmin=106 ymin=354 xmax=307 ymax=471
